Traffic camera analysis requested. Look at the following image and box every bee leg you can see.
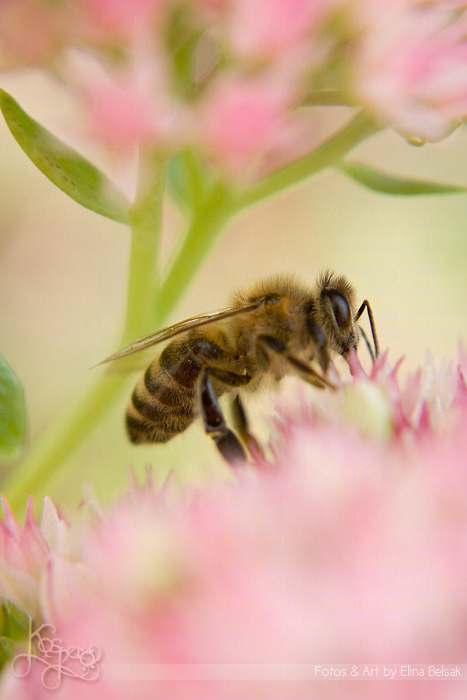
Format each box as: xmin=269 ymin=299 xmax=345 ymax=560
xmin=258 ymin=335 xmax=337 ymax=390
xmin=355 ymin=299 xmax=379 ymax=358
xmin=199 ymin=367 xmax=251 ymax=465
xmin=357 ymin=325 xmax=375 ymax=362
xmin=230 ymin=395 xmax=263 ymax=457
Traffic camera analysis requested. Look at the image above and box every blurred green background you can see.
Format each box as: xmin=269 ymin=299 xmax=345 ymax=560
xmin=2 ymin=72 xmax=467 ymax=512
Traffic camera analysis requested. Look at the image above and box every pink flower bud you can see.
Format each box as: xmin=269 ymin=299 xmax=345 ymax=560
xmin=198 ymin=76 xmax=292 ymax=176
xmin=0 ymin=496 xmax=49 ymax=619
xmin=77 ymin=0 xmax=169 ymax=43
xmin=0 ymin=0 xmax=71 ymax=68
xmin=227 ymin=0 xmax=325 ymax=61
xmin=82 ymin=80 xmax=164 ymax=150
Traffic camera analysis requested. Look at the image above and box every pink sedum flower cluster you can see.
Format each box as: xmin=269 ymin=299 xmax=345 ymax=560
xmin=1 ymin=1 xmax=467 ymax=173
xmin=1 ymin=351 xmax=467 ymax=698
xmin=352 ymin=1 xmax=467 ymax=143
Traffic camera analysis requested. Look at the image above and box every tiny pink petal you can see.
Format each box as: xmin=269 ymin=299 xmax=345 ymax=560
xmin=347 ymin=347 xmax=367 ymax=379
xmin=451 ymin=366 xmax=467 ymax=410
xmin=0 ymin=495 xmax=22 ymax=540
xmin=21 ymin=498 xmax=50 ymax=571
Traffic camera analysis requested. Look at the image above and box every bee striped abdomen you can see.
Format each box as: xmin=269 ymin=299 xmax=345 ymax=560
xmin=126 ymin=340 xmax=202 ymax=444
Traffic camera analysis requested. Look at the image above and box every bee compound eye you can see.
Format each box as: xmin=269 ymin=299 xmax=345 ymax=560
xmin=326 ymin=289 xmax=351 ymax=330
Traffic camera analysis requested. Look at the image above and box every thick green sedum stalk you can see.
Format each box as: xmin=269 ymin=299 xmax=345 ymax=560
xmin=123 ymin=150 xmax=167 ymax=342
xmin=4 ymin=150 xmax=168 ymax=513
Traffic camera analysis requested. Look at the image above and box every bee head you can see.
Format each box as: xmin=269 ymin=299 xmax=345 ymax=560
xmin=314 ymin=271 xmax=359 ymax=356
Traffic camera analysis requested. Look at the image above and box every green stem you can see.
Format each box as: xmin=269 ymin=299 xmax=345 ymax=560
xmin=153 ymin=182 xmax=234 ymax=324
xmin=122 ymin=149 xmax=167 ymax=343
xmin=237 ymin=111 xmax=381 ymax=210
xmin=4 ymin=151 xmax=168 ymax=514
xmin=4 ymin=372 xmax=130 ymax=512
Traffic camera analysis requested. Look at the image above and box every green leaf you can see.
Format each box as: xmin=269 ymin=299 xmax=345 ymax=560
xmin=0 ymin=89 xmax=131 ymax=224
xmin=2 ymin=602 xmax=30 ymax=637
xmin=339 ymin=160 xmax=467 ymax=196
xmin=0 ymin=354 xmax=27 ymax=460
xmin=0 ymin=603 xmax=30 ymax=672
xmin=0 ymin=636 xmax=15 ymax=671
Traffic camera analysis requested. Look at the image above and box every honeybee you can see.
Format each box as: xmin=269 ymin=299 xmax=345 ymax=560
xmin=98 ymin=272 xmax=379 ymax=464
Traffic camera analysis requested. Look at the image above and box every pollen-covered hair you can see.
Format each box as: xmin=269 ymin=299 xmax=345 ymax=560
xmin=231 ymin=273 xmax=312 ymax=307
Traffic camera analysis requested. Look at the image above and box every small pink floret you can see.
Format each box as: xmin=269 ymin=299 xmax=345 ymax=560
xmin=200 ymin=77 xmax=290 ymax=175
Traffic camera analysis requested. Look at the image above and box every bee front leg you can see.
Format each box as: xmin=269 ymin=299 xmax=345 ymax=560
xmin=199 ymin=367 xmax=251 ymax=465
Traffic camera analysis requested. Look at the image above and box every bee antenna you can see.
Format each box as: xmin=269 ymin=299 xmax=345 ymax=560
xmin=358 ymin=325 xmax=375 ymax=362
xmin=355 ymin=300 xmax=379 ymax=358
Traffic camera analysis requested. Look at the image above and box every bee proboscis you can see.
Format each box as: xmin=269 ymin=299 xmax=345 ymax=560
xmin=97 ymin=272 xmax=379 ymax=464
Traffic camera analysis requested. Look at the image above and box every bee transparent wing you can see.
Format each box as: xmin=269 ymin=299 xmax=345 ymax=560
xmin=93 ymin=302 xmax=260 ymax=368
